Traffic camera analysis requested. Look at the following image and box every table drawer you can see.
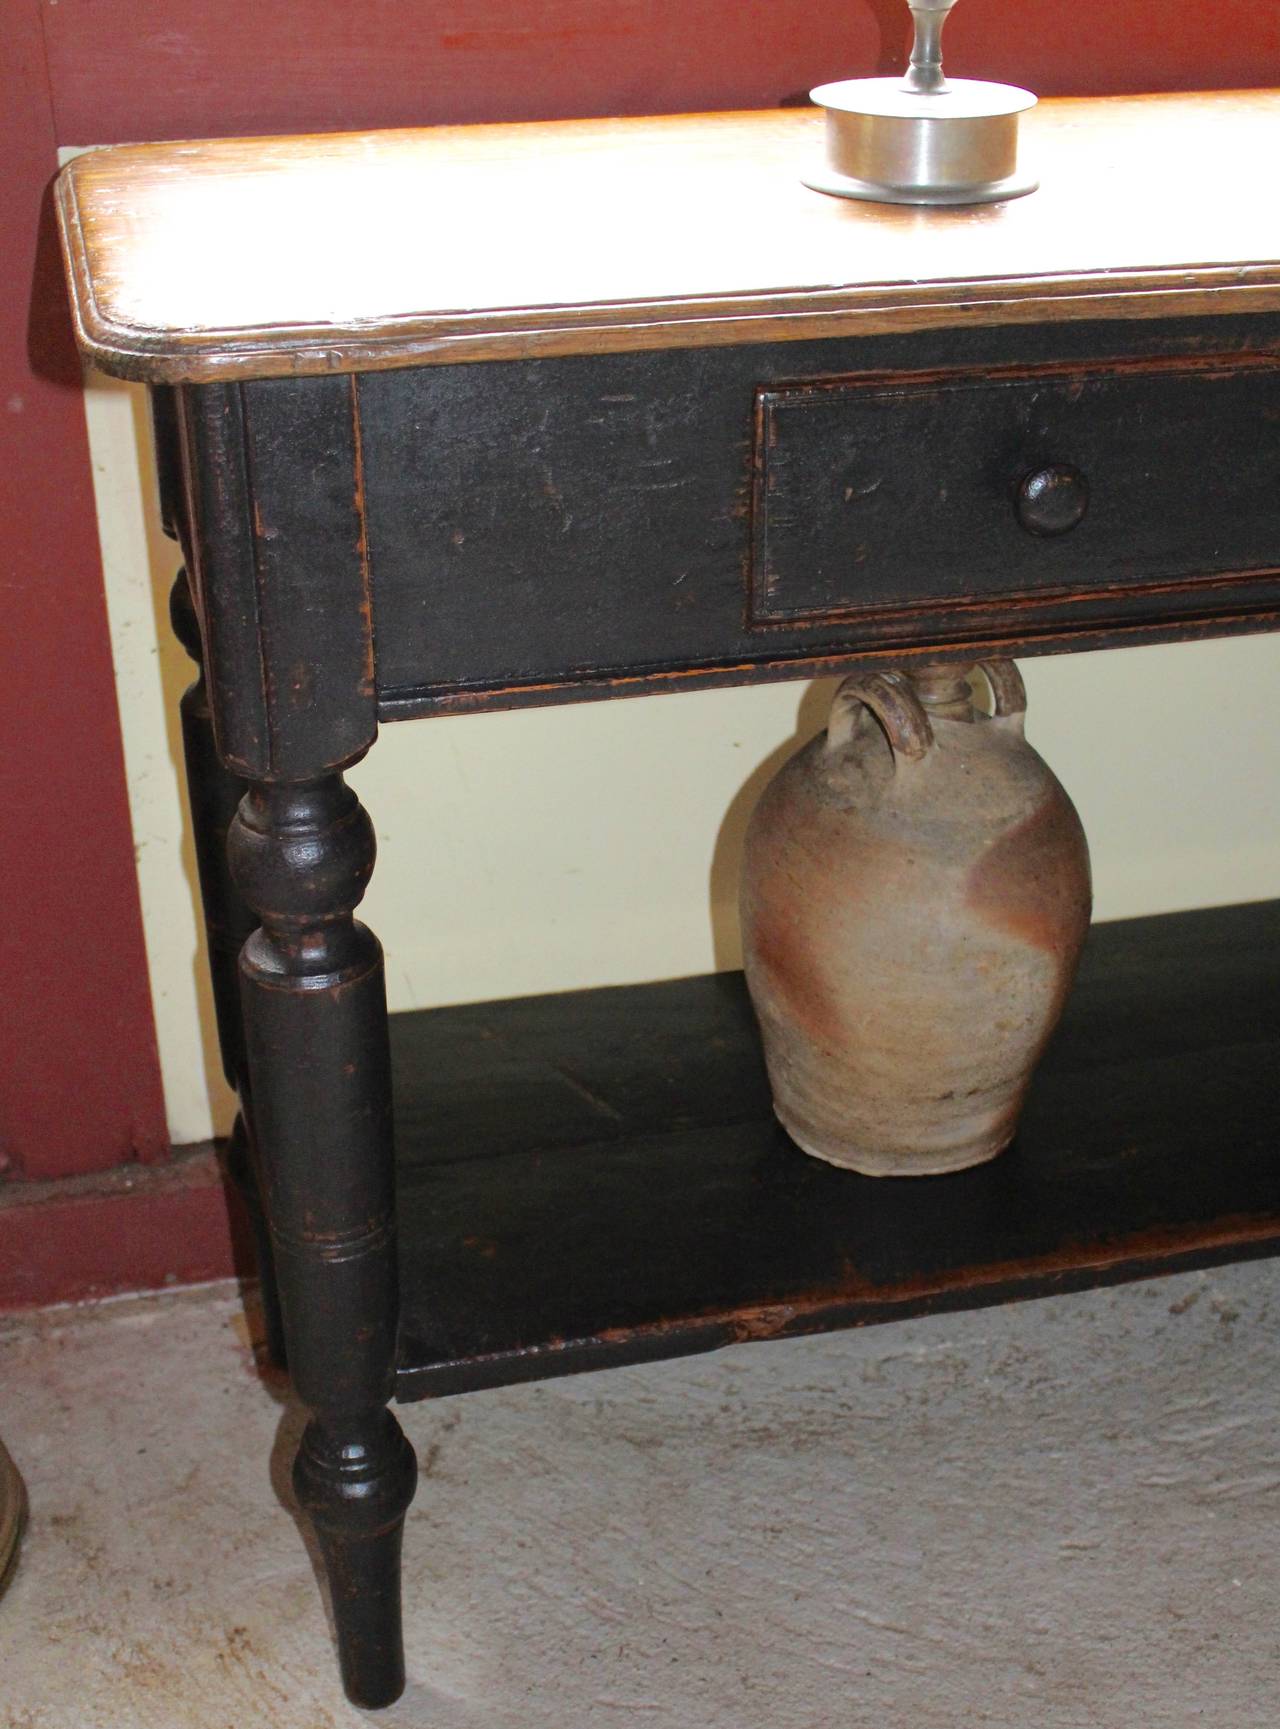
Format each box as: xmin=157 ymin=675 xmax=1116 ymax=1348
xmin=749 ymin=356 xmax=1280 ymax=629
xmin=358 ymin=334 xmax=1280 ymax=716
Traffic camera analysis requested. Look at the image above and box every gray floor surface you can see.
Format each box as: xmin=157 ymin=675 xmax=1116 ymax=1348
xmin=2 ymin=1261 xmax=1279 ymax=1727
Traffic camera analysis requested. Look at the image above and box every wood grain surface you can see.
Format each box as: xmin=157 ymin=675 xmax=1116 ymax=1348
xmin=56 ymin=92 xmax=1280 ymax=382
xmin=391 ymin=901 xmax=1280 ymax=1399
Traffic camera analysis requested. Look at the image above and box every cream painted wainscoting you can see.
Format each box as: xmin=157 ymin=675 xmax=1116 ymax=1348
xmin=82 ymin=369 xmax=1280 ymax=1146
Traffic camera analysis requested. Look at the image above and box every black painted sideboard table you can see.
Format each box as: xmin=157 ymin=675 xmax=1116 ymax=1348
xmin=57 ymin=93 xmax=1280 ymax=1706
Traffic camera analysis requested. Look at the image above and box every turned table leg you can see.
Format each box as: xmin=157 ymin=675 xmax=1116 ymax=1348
xmin=228 ymin=770 xmax=416 ymax=1708
xmin=169 ymin=569 xmax=288 ymax=1367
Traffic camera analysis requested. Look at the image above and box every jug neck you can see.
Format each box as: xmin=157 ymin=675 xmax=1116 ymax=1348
xmin=905 ymin=663 xmax=976 ymax=722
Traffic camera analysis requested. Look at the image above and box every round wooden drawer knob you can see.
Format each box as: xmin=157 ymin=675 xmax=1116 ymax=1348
xmin=1016 ymin=463 xmax=1090 ymax=537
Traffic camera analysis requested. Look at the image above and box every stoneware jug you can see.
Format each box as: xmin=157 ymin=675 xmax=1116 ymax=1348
xmin=740 ymin=661 xmax=1091 ymax=1176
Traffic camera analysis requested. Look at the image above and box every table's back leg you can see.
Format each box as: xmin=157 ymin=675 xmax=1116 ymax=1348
xmin=169 ymin=567 xmax=288 ymax=1368
xmin=152 ymin=384 xmax=289 ymax=1364
xmin=229 ymin=769 xmax=417 ymax=1709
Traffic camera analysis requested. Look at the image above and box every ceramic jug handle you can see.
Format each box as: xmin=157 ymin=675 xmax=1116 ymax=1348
xmin=827 ymin=670 xmax=933 ymax=764
xmin=976 ymin=659 xmax=1027 ymax=735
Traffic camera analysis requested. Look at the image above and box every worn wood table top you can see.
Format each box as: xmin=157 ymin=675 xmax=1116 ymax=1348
xmin=56 ymin=91 xmax=1280 ymax=383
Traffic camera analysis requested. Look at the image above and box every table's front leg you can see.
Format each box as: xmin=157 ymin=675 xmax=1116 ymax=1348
xmin=173 ymin=376 xmax=416 ymax=1706
xmin=229 ymin=768 xmax=416 ymax=1708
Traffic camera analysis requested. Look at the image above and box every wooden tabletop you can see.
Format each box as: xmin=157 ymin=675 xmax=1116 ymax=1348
xmin=56 ymin=91 xmax=1280 ymax=384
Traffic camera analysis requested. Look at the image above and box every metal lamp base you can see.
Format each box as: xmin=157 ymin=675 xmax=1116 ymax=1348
xmin=806 ymin=3 xmax=1038 ymax=209
xmin=803 ymin=166 xmax=1038 ymax=206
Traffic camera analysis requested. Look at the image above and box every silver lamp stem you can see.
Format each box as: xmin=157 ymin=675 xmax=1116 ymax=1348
xmin=902 ymin=0 xmax=961 ymax=95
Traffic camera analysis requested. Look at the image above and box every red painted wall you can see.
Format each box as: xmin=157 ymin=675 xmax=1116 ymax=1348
xmin=0 ymin=0 xmax=168 ymax=1184
xmin=40 ymin=0 xmax=1280 ymax=144
xmin=4 ymin=0 xmax=1280 ymax=1300
xmin=0 ymin=1148 xmax=243 ymax=1310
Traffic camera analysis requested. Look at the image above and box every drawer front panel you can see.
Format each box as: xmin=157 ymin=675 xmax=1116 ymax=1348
xmin=358 ymin=326 xmax=1280 ymax=716
xmin=750 ymin=357 xmax=1280 ymax=627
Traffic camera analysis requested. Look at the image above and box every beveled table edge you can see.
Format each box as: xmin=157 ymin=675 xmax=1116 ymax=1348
xmin=55 ymin=98 xmax=1280 ymax=384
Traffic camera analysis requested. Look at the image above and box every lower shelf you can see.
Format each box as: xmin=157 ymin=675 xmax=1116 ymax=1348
xmin=392 ymin=900 xmax=1280 ymax=1401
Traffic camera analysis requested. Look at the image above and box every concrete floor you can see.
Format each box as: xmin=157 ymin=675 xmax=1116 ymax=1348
xmin=2 ymin=1263 xmax=1279 ymax=1728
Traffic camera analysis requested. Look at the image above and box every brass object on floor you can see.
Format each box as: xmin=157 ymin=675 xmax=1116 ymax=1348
xmin=0 ymin=1437 xmax=27 ymax=1596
